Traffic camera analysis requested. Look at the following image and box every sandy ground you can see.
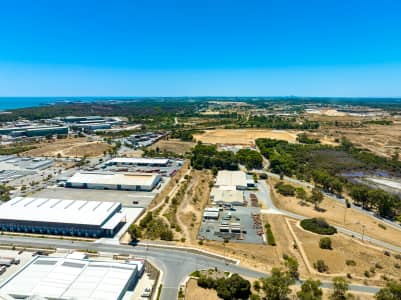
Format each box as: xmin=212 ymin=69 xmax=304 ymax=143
xmin=185 ymin=278 xmax=219 ymax=300
xmin=316 ymin=123 xmax=401 ymax=159
xmin=269 ymin=178 xmax=401 ymax=249
xmin=291 ymin=220 xmax=401 ymax=284
xmin=22 ymin=137 xmax=111 ymax=157
xmin=177 ymin=170 xmax=212 ymax=243
xmin=149 ymin=139 xmax=195 ymax=155
xmin=193 ymin=129 xmax=300 ymax=145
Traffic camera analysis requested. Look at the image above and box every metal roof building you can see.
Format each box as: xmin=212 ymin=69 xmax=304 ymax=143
xmin=0 ymin=256 xmax=139 ymax=300
xmin=210 ymin=187 xmax=244 ymax=206
xmin=66 ymin=172 xmax=161 ymax=191
xmin=0 ymin=197 xmax=125 ymax=238
xmin=106 ymin=157 xmax=170 ymax=167
xmin=215 ymin=170 xmax=248 ymax=190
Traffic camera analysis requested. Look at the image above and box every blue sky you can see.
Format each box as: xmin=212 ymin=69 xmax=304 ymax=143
xmin=1 ymin=0 xmax=401 ymax=97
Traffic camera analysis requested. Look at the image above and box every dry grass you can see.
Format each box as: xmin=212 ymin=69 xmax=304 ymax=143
xmin=149 ymin=139 xmax=195 ymax=154
xmin=314 ymin=123 xmax=401 ymax=159
xmin=193 ymin=129 xmax=300 ymax=145
xmin=269 ymin=178 xmax=401 ymax=248
xmin=22 ymin=137 xmax=111 ymax=157
xmin=185 ymin=278 xmax=219 ymax=300
xmin=177 ymin=170 xmax=212 ymax=243
xmin=290 ymin=220 xmax=401 ymax=285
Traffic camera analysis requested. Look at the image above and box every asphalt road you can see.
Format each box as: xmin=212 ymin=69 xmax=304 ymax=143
xmin=0 ymin=235 xmax=381 ymax=298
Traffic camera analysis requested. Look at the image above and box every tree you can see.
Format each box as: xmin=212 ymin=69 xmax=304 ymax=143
xmin=261 ymin=268 xmax=294 ymax=300
xmin=296 ymin=187 xmax=307 ymax=202
xmin=297 ymin=279 xmax=323 ymax=300
xmin=128 ymin=224 xmax=142 ymax=242
xmin=375 ymin=281 xmax=401 ymax=300
xmin=319 ymin=237 xmax=332 ymax=250
xmin=309 ymin=188 xmax=324 ymax=210
xmin=284 ymin=256 xmax=299 ymax=280
xmin=329 ymin=277 xmax=352 ymax=300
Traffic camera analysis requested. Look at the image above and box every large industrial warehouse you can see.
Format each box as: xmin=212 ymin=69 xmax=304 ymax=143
xmin=0 ymin=197 xmax=125 ymax=237
xmin=215 ymin=170 xmax=248 ymax=190
xmin=106 ymin=157 xmax=170 ymax=167
xmin=0 ymin=256 xmax=141 ymax=300
xmin=66 ymin=172 xmax=161 ymax=191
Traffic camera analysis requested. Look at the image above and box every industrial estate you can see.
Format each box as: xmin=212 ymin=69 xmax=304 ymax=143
xmin=0 ymin=98 xmax=400 ymax=300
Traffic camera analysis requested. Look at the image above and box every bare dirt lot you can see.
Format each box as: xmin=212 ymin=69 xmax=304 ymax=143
xmin=149 ymin=139 xmax=195 ymax=155
xmin=193 ymin=129 xmax=300 ymax=145
xmin=290 ymin=220 xmax=401 ymax=285
xmin=269 ymin=178 xmax=401 ymax=249
xmin=22 ymin=137 xmax=111 ymax=157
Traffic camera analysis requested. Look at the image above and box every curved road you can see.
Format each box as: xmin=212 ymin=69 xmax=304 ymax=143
xmin=0 ymin=235 xmax=381 ymax=299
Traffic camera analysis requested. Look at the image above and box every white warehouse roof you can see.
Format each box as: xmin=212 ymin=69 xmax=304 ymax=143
xmin=67 ymin=172 xmax=160 ymax=187
xmin=0 ymin=197 xmax=121 ymax=227
xmin=108 ymin=157 xmax=169 ymax=165
xmin=215 ymin=171 xmax=247 ymax=188
xmin=210 ymin=187 xmax=244 ymax=204
xmin=0 ymin=256 xmax=138 ymax=300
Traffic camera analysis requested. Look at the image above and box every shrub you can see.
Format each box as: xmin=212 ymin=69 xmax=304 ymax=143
xmin=259 ymin=173 xmax=268 ymax=179
xmin=378 ymin=223 xmax=387 ymax=230
xmin=319 ymin=237 xmax=332 ymax=249
xmin=300 ymin=218 xmax=337 ymax=235
xmin=265 ymin=223 xmax=276 ymax=246
xmin=394 ymin=263 xmax=400 ymax=269
xmin=384 ymin=251 xmax=391 ymax=257
xmin=314 ymin=260 xmax=329 ymax=273
xmin=276 ymin=183 xmax=296 ymax=196
xmin=364 ymin=270 xmax=371 ymax=278
xmin=375 ymin=263 xmax=383 ymax=269
xmin=345 ymin=260 xmax=356 ymax=266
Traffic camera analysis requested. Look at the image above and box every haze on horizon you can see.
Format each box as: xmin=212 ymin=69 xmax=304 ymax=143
xmin=1 ymin=0 xmax=401 ymax=97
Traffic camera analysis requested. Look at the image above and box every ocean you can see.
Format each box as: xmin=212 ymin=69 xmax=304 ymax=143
xmin=0 ymin=97 xmax=139 ymax=111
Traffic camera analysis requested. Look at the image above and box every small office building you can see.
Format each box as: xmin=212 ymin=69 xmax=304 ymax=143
xmin=106 ymin=157 xmax=170 ymax=168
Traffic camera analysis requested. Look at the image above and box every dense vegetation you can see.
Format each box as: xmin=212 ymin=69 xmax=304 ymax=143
xmin=135 ymin=212 xmax=174 ymax=241
xmin=197 ymin=273 xmax=251 ymax=300
xmin=300 ymin=218 xmax=337 ymax=235
xmin=256 ymin=138 xmax=401 ymax=219
xmin=297 ymin=133 xmax=320 ymax=144
xmin=0 ymin=145 xmax=37 ymax=155
xmin=191 ymin=143 xmax=238 ymax=170
xmin=236 ymin=148 xmax=263 ymax=169
xmin=244 ymin=115 xmax=320 ymax=129
xmin=170 ymin=129 xmax=204 ymax=141
xmin=275 ymin=182 xmax=296 ymax=196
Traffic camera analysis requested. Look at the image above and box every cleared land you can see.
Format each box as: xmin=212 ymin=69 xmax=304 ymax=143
xmin=193 ymin=129 xmax=300 ymax=145
xmin=317 ymin=123 xmax=401 ymax=159
xmin=149 ymin=139 xmax=195 ymax=154
xmin=269 ymin=178 xmax=401 ymax=248
xmin=21 ymin=138 xmax=111 ymax=157
xmin=291 ymin=220 xmax=401 ymax=284
xmin=177 ymin=170 xmax=212 ymax=243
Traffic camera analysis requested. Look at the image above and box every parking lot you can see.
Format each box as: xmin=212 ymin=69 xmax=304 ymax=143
xmin=198 ymin=206 xmax=264 ymax=244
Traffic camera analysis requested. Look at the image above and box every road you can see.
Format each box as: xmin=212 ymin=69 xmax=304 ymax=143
xmin=0 ymin=235 xmax=381 ymax=298
xmin=264 ymin=171 xmax=401 ymax=232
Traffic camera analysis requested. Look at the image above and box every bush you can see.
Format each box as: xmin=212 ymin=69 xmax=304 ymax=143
xmin=314 ymin=260 xmax=329 ymax=273
xmin=265 ymin=223 xmax=276 ymax=246
xmin=259 ymin=173 xmax=268 ymax=179
xmin=364 ymin=270 xmax=371 ymax=278
xmin=275 ymin=182 xmax=296 ymax=196
xmin=319 ymin=237 xmax=332 ymax=249
xmin=300 ymin=218 xmax=337 ymax=235
xmin=345 ymin=260 xmax=356 ymax=266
